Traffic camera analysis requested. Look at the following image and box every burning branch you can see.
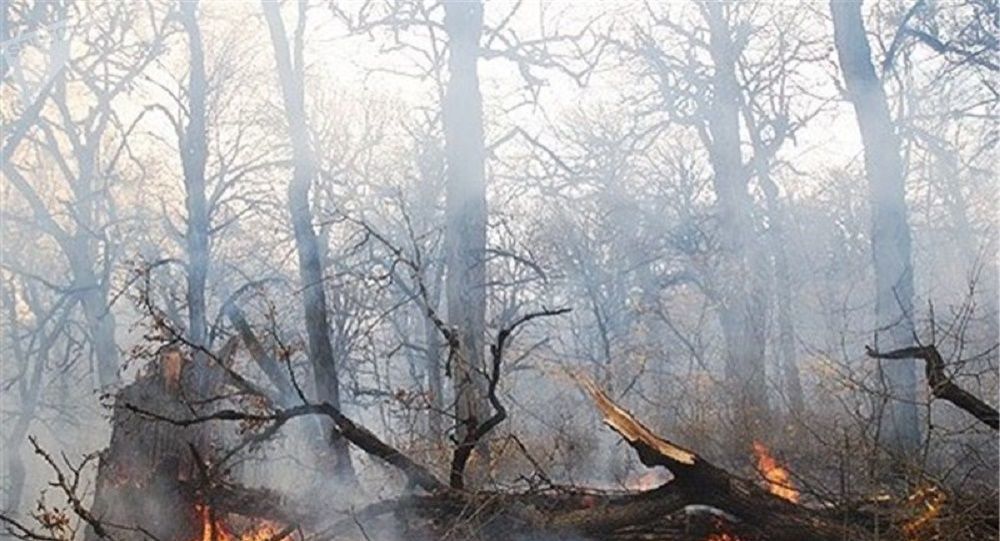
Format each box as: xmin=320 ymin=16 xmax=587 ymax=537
xmin=866 ymin=344 xmax=999 ymax=430
xmin=750 ymin=441 xmax=799 ymax=503
xmin=575 ymin=376 xmax=859 ymax=541
xmin=577 ymin=375 xmax=701 ymax=474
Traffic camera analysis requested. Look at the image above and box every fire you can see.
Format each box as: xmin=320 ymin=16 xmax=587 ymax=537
xmin=751 ymin=441 xmax=799 ymax=503
xmin=193 ymin=505 xmax=292 ymax=541
xmin=902 ymin=485 xmax=946 ymax=541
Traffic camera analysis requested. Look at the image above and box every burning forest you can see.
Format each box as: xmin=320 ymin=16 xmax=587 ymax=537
xmin=1 ymin=1 xmax=997 ymax=540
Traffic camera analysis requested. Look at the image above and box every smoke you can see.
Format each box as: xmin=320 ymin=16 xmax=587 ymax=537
xmin=1 ymin=0 xmax=996 ymax=540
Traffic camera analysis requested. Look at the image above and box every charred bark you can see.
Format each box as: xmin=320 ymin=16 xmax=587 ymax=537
xmin=87 ymin=353 xmax=209 ymax=541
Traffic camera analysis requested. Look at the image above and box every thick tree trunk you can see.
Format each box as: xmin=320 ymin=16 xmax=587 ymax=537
xmin=261 ymin=0 xmax=355 ymax=481
xmin=180 ymin=0 xmax=210 ymax=392
xmin=442 ymin=0 xmax=490 ymax=451
xmin=88 ymin=353 xmax=206 ymax=541
xmin=701 ymin=2 xmax=770 ymax=440
xmin=831 ymin=0 xmax=921 ymax=454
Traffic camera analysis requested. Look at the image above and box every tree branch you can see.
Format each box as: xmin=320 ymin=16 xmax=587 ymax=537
xmin=866 ymin=344 xmax=999 ymax=430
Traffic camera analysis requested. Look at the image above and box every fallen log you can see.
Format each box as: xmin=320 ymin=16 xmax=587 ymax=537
xmin=333 ymin=376 xmax=868 ymax=541
xmin=107 ymin=366 xmax=984 ymax=541
xmin=567 ymin=376 xmax=864 ymax=540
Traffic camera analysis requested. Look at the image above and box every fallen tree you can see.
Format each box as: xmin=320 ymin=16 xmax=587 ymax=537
xmin=121 ymin=375 xmax=875 ymax=541
xmin=9 ymin=367 xmax=998 ymax=541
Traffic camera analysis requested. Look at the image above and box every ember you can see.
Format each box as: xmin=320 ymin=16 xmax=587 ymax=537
xmin=902 ymin=485 xmax=946 ymax=541
xmin=751 ymin=441 xmax=799 ymax=503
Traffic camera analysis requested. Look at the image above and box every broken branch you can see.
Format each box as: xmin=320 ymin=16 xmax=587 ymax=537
xmin=866 ymin=344 xmax=999 ymax=430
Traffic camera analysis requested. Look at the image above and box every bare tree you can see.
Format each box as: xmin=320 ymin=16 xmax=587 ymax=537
xmin=441 ymin=0 xmax=491 ymax=453
xmin=831 ymin=0 xmax=921 ymax=454
xmin=261 ymin=0 xmax=355 ymax=481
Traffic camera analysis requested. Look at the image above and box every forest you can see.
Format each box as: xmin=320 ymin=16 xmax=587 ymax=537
xmin=0 ymin=0 xmax=997 ymax=540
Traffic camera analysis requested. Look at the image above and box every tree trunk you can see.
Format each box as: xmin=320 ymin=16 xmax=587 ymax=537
xmin=831 ymin=0 xmax=921 ymax=454
xmin=179 ymin=0 xmax=210 ymax=391
xmin=701 ymin=2 xmax=770 ymax=441
xmin=757 ymin=165 xmax=805 ymax=417
xmin=67 ymin=238 xmax=119 ymax=388
xmin=261 ymin=0 xmax=355 ymax=481
xmin=423 ymin=310 xmax=445 ymax=440
xmin=88 ymin=353 xmax=206 ymax=541
xmin=442 ymin=0 xmax=490 ymax=453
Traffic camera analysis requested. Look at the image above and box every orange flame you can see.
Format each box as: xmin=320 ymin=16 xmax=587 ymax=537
xmin=193 ymin=505 xmax=292 ymax=541
xmin=751 ymin=441 xmax=799 ymax=503
xmin=902 ymin=485 xmax=945 ymax=541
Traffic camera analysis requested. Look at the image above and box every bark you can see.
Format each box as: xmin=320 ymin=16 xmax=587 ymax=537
xmin=179 ymin=0 xmax=211 ymax=391
xmin=261 ymin=0 xmax=354 ymax=480
xmin=88 ymin=355 xmax=207 ymax=541
xmin=701 ymin=2 xmax=770 ymax=439
xmin=831 ymin=0 xmax=922 ymax=454
xmin=442 ymin=0 xmax=490 ymax=452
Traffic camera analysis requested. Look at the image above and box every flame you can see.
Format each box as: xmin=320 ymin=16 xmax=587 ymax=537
xmin=751 ymin=441 xmax=799 ymax=503
xmin=193 ymin=505 xmax=292 ymax=541
xmin=902 ymin=485 xmax=946 ymax=541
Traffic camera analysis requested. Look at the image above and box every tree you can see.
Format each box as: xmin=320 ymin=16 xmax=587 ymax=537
xmin=179 ymin=0 xmax=210 ymax=389
xmin=2 ymin=2 xmax=169 ymax=388
xmin=441 ymin=0 xmax=491 ymax=451
xmin=830 ymin=0 xmax=921 ymax=454
xmin=261 ymin=0 xmax=354 ymax=480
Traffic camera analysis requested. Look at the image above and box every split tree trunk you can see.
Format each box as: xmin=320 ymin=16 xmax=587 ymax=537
xmin=88 ymin=353 xmax=207 ymax=541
